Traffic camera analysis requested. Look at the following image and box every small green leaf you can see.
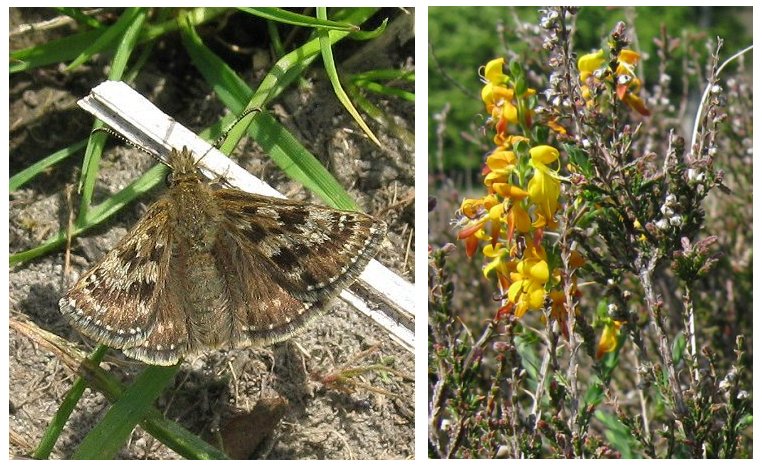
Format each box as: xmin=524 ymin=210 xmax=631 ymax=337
xmin=594 ymin=409 xmax=639 ymax=459
xmin=672 ymin=332 xmax=687 ymax=366
xmin=736 ymin=414 xmax=752 ymax=431
xmin=562 ymin=142 xmax=594 ymax=178
xmin=317 ymin=7 xmax=381 ymax=147
xmin=348 ymin=17 xmax=388 ymax=40
xmin=584 ymin=379 xmax=604 ymax=407
xmin=508 ymin=59 xmax=523 ymax=81
xmin=531 ymin=124 xmax=549 ymax=144
xmin=513 ymin=75 xmax=527 ymax=96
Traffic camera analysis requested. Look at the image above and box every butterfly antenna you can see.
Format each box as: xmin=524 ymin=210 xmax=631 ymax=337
xmin=197 ymin=107 xmax=263 ymax=165
xmin=211 ymin=107 xmax=262 ymax=149
xmin=90 ymin=127 xmax=164 ymax=165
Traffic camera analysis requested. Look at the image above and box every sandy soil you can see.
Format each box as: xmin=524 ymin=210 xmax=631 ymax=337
xmin=9 ymin=8 xmax=415 ymax=460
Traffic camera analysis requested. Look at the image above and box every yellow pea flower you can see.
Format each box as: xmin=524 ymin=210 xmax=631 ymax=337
xmin=507 ymin=244 xmax=550 ymax=317
xmin=527 ymin=145 xmax=562 ymax=229
xmin=596 ymin=320 xmax=624 ymax=359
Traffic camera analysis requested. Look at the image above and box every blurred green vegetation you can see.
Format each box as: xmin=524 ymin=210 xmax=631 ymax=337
xmin=428 ymin=6 xmax=752 ymax=175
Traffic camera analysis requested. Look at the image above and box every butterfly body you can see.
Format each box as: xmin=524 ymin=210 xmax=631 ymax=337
xmin=60 ymin=147 xmax=386 ymax=365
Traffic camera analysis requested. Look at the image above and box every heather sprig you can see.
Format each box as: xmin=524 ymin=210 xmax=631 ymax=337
xmin=430 ymin=6 xmax=751 ymax=458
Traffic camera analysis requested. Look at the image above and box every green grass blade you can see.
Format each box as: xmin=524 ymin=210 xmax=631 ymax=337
xmin=9 ymin=231 xmax=68 ymax=266
xmin=54 ymin=7 xmax=104 ymax=29
xmin=108 ymin=8 xmax=148 ymax=77
xmin=351 ymin=68 xmax=414 ymax=82
xmin=345 ymin=82 xmax=414 ymax=147
xmin=351 ymin=69 xmax=415 ymax=102
xmin=178 ymin=13 xmax=361 ymax=210
xmin=81 ymin=164 xmax=166 ymax=225
xmin=77 ymin=8 xmax=147 ymax=219
xmin=138 ymin=7 xmax=229 ymax=43
xmin=250 ymin=113 xmax=358 ymax=210
xmin=239 ymin=7 xmax=360 ymax=32
xmin=10 ymin=140 xmax=87 ymax=191
xmin=34 ymin=378 xmax=88 ymax=459
xmin=352 ymin=78 xmax=415 ymax=101
xmin=32 ymin=346 xmax=109 ymax=459
xmin=266 ymin=16 xmax=286 ymax=58
xmin=77 ymin=130 xmax=107 ymax=216
xmin=10 ymin=8 xmax=228 ymax=74
xmin=30 ymin=341 xmax=227 ymax=460
xmin=9 ymin=163 xmax=165 ymax=266
xmin=347 ymin=17 xmax=388 ymax=40
xmin=239 ymin=7 xmax=359 ymax=31
xmin=72 ymin=365 xmax=180 ymax=459
xmin=210 ymin=6 xmax=378 ymax=137
xmin=11 ymin=28 xmax=105 ymax=73
xmin=317 ymin=7 xmax=381 ymax=147
xmin=140 ymin=416 xmax=228 ymax=460
xmin=66 ymin=7 xmax=143 ymax=70
xmin=77 ymin=359 xmax=228 ymax=460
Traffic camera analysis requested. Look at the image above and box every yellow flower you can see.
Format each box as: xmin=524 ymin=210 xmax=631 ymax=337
xmin=616 ymin=49 xmax=641 ymax=76
xmin=596 ymin=320 xmax=624 ymax=359
xmin=546 ymin=118 xmax=567 ymax=135
xmin=482 ymin=243 xmax=516 ymax=282
xmin=494 ymin=134 xmax=529 ymax=148
xmin=483 ymin=150 xmax=534 ymax=204
xmin=457 ymin=195 xmax=499 ymax=257
xmin=492 ymin=183 xmax=529 ymax=200
xmin=577 ymin=48 xmax=650 ymax=116
xmin=577 ymin=49 xmax=606 ymax=82
xmin=508 ymin=203 xmax=531 ymax=234
xmin=481 ymin=59 xmax=517 ymax=126
xmin=483 ymin=57 xmax=507 ymax=84
xmin=457 ymin=219 xmax=486 ymax=258
xmin=527 ymin=145 xmax=562 ymax=229
xmin=548 ymin=289 xmax=570 ymax=335
xmin=459 ymin=198 xmax=484 ymax=219
xmin=484 ymin=149 xmax=518 ymax=187
xmin=507 ymin=244 xmax=549 ymax=317
xmin=614 ymin=49 xmax=650 ymax=116
xmin=483 ymin=84 xmax=519 ymax=128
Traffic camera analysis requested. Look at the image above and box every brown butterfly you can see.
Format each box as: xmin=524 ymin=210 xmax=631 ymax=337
xmin=59 ymin=147 xmax=386 ymax=365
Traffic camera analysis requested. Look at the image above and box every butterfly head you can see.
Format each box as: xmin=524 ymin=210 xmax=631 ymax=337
xmin=166 ymin=147 xmax=203 ymax=186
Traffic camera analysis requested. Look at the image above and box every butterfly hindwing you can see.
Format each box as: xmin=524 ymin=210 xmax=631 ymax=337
xmin=121 ymin=262 xmax=190 ymax=365
xmin=209 ymin=228 xmax=323 ymax=346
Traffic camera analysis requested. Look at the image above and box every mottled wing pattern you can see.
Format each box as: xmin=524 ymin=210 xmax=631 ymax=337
xmin=213 ymin=189 xmax=386 ymax=345
xmin=58 ymin=199 xmax=174 ymax=349
xmin=121 ymin=262 xmax=189 ymax=365
xmin=59 ymin=168 xmax=386 ymax=365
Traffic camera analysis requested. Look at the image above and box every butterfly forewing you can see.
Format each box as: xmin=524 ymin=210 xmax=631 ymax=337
xmin=216 ymin=189 xmax=387 ymax=299
xmin=59 ymin=200 xmax=174 ymax=349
